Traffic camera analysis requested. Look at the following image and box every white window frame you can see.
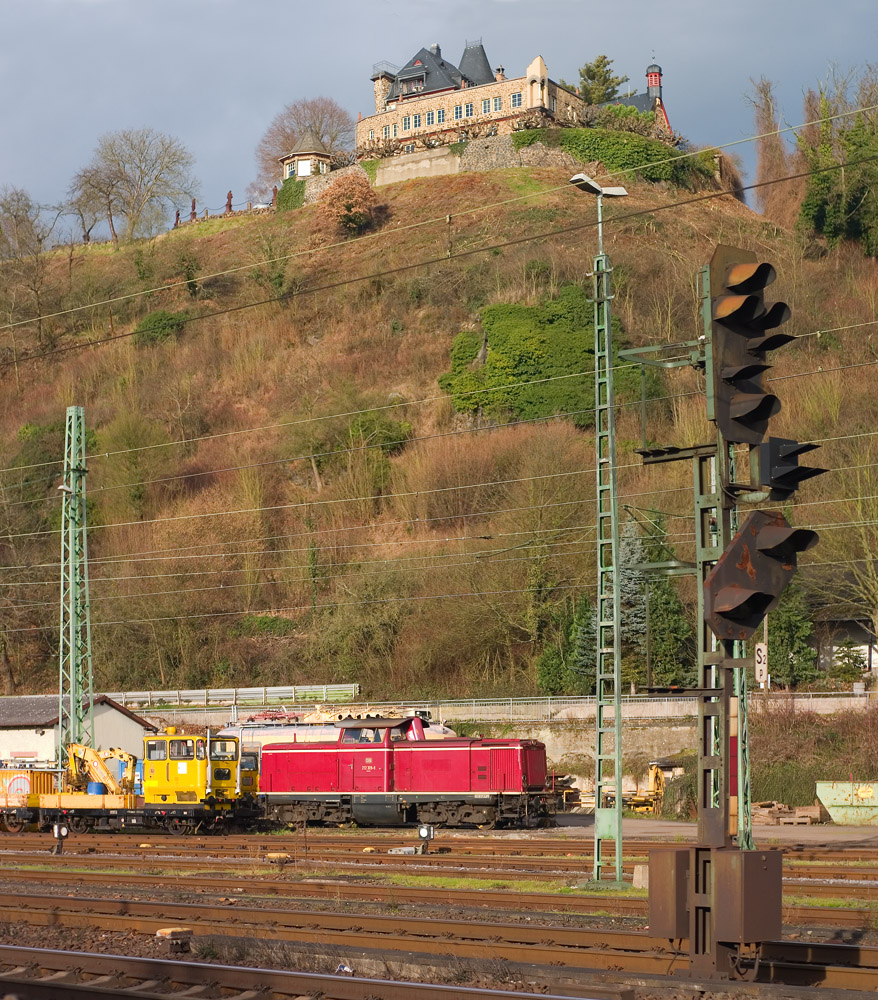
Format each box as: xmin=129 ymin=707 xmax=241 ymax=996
xmin=465 ymin=102 xmax=474 ymax=118
xmin=453 ymin=105 xmax=463 ymax=121
xmin=437 ymin=108 xmax=446 ymax=123
xmin=482 ymin=98 xmax=490 ymax=114
xmin=369 ymin=129 xmax=375 ymax=141
xmin=382 ymin=125 xmax=390 ymax=139
xmin=403 ymin=116 xmax=411 ymax=131
xmin=511 ymin=92 xmax=522 ymax=108
xmin=493 ymin=96 xmax=502 ymax=111
xmin=413 ymin=113 xmax=421 ymax=128
xmin=404 ymin=143 xmax=415 ymax=153
xmin=297 ymin=160 xmax=311 ymax=177
xmin=426 ymin=110 xmax=434 ymax=126
xmin=286 ymin=163 xmax=295 ymax=178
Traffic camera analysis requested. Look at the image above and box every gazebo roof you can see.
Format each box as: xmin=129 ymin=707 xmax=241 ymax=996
xmin=279 ymin=124 xmax=330 ymax=162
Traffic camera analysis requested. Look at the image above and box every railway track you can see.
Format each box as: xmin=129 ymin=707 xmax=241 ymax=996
xmin=0 ymin=865 xmax=872 ymax=929
xmin=4 ymin=843 xmax=878 ymax=902
xmin=0 ymin=944 xmax=617 ymax=1000
xmin=2 ymin=891 xmax=878 ymax=991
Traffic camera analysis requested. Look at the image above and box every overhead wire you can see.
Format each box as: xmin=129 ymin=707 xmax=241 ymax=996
xmin=2 ymin=148 xmax=877 ymax=384
xmin=3 ymin=100 xmax=875 ymax=338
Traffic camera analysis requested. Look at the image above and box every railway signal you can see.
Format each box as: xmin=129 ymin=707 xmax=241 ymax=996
xmin=759 ymin=437 xmax=826 ymax=499
xmin=708 ymin=247 xmax=793 ymax=445
xmin=703 ymin=509 xmax=819 ymax=642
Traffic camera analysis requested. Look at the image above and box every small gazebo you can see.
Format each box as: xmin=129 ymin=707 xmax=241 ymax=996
xmin=279 ymin=125 xmax=331 ymax=180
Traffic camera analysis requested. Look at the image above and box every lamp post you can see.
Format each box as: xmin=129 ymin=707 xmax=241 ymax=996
xmin=569 ymin=173 xmax=627 ymax=883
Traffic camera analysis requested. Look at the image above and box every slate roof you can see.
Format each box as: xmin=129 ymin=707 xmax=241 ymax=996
xmin=281 ymin=124 xmax=329 ymax=160
xmin=600 ymin=92 xmax=654 ymax=114
xmin=458 ymin=41 xmax=494 ymax=86
xmin=384 ymin=45 xmax=465 ymax=103
xmin=0 ymin=694 xmax=154 ymax=730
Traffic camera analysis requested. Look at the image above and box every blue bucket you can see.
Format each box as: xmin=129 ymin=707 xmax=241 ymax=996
xmin=86 ymin=781 xmax=107 ymax=795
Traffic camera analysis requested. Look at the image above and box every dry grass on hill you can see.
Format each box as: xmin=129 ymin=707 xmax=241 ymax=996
xmin=1 ymin=167 xmax=876 ymax=696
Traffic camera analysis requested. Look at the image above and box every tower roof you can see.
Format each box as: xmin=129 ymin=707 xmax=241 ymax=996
xmin=384 ymin=45 xmax=465 ymax=103
xmin=283 ymin=124 xmax=329 ymax=159
xmin=458 ymin=39 xmax=494 ymax=86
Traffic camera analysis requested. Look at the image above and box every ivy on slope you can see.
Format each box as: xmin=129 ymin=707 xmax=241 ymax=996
xmin=512 ymin=127 xmax=715 ymax=188
xmin=438 ymin=285 xmax=659 ymax=428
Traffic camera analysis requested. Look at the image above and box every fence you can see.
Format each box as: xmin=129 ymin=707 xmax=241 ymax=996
xmin=103 ymin=684 xmax=360 ymax=709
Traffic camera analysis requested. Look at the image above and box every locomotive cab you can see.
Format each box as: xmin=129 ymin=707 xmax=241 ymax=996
xmin=142 ymin=730 xmax=241 ymax=826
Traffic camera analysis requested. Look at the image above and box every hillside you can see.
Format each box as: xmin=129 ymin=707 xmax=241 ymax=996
xmin=1 ymin=164 xmax=876 ymax=698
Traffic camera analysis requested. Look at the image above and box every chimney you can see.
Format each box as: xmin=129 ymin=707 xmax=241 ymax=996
xmin=494 ymin=65 xmax=505 ymax=82
xmin=429 ymin=43 xmax=441 ymax=57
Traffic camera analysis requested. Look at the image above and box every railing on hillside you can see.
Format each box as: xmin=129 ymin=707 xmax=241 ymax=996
xmin=136 ymin=688 xmax=878 ymax=728
xmin=102 ymin=684 xmax=359 ymax=709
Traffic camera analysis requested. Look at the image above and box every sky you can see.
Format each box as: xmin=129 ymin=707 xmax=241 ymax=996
xmin=1 ymin=0 xmax=875 ymax=225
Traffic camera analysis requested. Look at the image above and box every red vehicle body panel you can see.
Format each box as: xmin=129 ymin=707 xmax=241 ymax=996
xmin=260 ymin=733 xmax=547 ymax=796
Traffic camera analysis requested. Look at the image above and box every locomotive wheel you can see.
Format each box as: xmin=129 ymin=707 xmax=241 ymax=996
xmin=68 ymin=816 xmax=93 ymax=834
xmin=166 ymin=818 xmax=193 ymax=835
xmin=2 ymin=818 xmax=24 ymax=834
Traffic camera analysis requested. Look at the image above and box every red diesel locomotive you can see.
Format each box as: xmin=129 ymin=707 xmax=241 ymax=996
xmin=259 ymin=715 xmax=552 ymax=827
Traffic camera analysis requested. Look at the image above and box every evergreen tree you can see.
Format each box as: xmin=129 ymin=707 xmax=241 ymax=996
xmin=535 ymin=594 xmax=596 ymax=695
xmin=562 ymin=55 xmax=630 ymax=105
xmin=648 ymin=579 xmax=696 ymax=688
xmin=798 ymin=72 xmax=878 ymax=257
xmin=829 ymin=640 xmax=868 ymax=682
xmin=766 ymin=583 xmax=818 ymax=688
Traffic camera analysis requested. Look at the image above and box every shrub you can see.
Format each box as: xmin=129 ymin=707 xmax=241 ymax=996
xmin=511 ymin=127 xmax=714 ymax=189
xmin=276 ymin=178 xmax=306 ymax=212
xmin=360 ymin=159 xmax=379 ymax=184
xmin=438 ymin=285 xmax=661 ymax=428
xmin=230 ymin=615 xmax=299 ymax=638
xmin=132 ymin=309 xmax=188 ymax=346
xmin=316 ymin=172 xmax=377 ymax=234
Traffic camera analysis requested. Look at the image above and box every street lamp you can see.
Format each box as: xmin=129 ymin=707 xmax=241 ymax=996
xmin=568 ymin=172 xmax=627 ymax=255
xmin=569 ymin=171 xmax=627 ymax=885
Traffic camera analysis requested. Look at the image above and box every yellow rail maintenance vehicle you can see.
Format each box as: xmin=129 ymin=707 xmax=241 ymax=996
xmin=3 ymin=728 xmax=258 ymax=835
xmin=141 ymin=728 xmax=253 ymax=834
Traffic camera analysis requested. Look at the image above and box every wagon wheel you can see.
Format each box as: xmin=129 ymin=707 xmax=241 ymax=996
xmin=166 ymin=818 xmax=192 ymax=835
xmin=2 ymin=818 xmax=24 ymax=834
xmin=68 ymin=815 xmax=93 ymax=835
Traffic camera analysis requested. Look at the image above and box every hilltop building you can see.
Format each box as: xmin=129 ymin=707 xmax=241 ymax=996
xmin=356 ymin=40 xmax=669 ymax=157
xmin=279 ymin=124 xmax=332 ymax=180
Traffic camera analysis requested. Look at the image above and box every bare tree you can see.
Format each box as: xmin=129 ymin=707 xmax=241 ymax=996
xmin=250 ymin=97 xmax=355 ymax=196
xmin=749 ymin=77 xmax=802 ymax=227
xmin=0 ymin=186 xmax=60 ymax=345
xmin=71 ymin=128 xmax=198 ymax=241
xmin=67 ymin=165 xmax=115 ymax=244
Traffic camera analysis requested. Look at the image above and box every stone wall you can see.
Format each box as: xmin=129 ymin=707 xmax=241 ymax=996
xmin=368 ymin=134 xmax=581 ymax=187
xmin=461 ymin=719 xmax=697 ymax=790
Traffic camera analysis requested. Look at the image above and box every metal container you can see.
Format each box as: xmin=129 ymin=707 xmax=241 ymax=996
xmin=816 ymin=780 xmax=878 ymax=825
xmin=713 ymin=848 xmax=782 ymax=943
xmin=648 ymin=847 xmax=690 ymax=939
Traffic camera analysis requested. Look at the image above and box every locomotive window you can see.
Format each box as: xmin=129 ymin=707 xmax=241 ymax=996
xmin=342 ymin=729 xmax=362 ymax=744
xmin=169 ymin=739 xmax=195 ymax=760
xmin=196 ymin=739 xmax=206 ymax=760
xmin=209 ymin=739 xmax=237 ymax=760
xmin=241 ymin=752 xmax=258 ymax=770
xmin=390 ymin=729 xmax=405 ymax=741
xmin=145 ymin=740 xmax=167 ymax=761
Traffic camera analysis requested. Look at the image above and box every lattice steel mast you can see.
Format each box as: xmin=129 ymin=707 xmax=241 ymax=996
xmin=568 ymin=174 xmax=627 ymax=885
xmin=58 ymin=405 xmax=94 ymax=761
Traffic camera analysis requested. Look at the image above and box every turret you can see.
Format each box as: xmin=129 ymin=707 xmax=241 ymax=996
xmin=646 ymin=63 xmax=663 ymax=103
